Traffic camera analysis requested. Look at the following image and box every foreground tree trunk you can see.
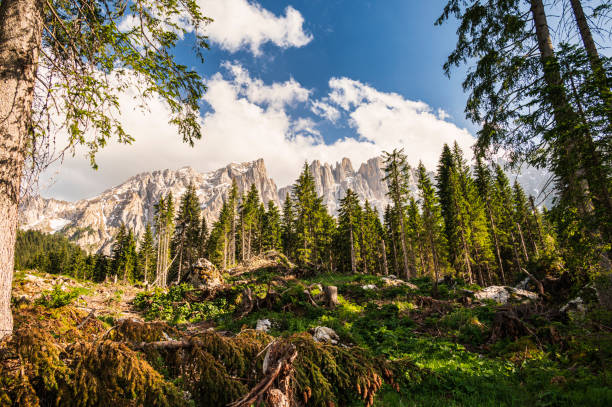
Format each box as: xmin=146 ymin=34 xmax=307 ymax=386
xmin=569 ymin=0 xmax=612 ymax=125
xmin=0 ymin=0 xmax=44 ymax=340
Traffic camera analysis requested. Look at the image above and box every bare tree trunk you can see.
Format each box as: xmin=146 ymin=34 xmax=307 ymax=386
xmin=349 ymin=227 xmax=356 ymax=274
xmin=516 ymin=222 xmax=529 ymax=262
xmin=398 ymin=210 xmax=411 ymax=279
xmin=381 ymin=239 xmax=388 ymax=276
xmin=0 ymin=0 xmax=43 ymax=340
xmin=569 ymin=0 xmax=612 ymax=125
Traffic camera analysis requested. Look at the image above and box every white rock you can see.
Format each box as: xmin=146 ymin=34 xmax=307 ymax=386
xmin=474 ymin=286 xmax=538 ymax=304
xmin=256 ymin=319 xmax=272 ymax=332
xmin=560 ymin=297 xmax=586 ymax=315
xmin=382 ymin=277 xmax=418 ymax=290
xmin=313 ymin=326 xmax=340 ymax=344
xmin=362 ymin=284 xmax=377 ymax=290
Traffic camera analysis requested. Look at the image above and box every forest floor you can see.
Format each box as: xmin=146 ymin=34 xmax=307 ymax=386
xmin=2 ymin=256 xmax=612 ymax=406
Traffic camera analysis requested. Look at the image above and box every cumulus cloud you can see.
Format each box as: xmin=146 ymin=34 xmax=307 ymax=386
xmin=41 ymin=65 xmax=474 ymax=201
xmin=324 ymin=77 xmax=475 ymax=167
xmin=311 ymin=100 xmax=341 ymax=123
xmin=199 ymin=0 xmax=312 ymax=55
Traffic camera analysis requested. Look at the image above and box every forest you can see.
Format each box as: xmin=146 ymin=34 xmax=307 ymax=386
xmin=0 ymin=0 xmax=611 ymax=406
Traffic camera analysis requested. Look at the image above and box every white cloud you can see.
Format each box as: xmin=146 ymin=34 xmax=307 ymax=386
xmin=311 ymin=100 xmax=341 ymax=123
xmin=324 ymin=77 xmax=475 ymax=168
xmin=199 ymin=0 xmax=312 ymax=55
xmin=40 ymin=66 xmax=475 ymax=201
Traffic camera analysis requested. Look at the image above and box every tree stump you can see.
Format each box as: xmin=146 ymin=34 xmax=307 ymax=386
xmin=323 ymin=285 xmax=339 ymax=309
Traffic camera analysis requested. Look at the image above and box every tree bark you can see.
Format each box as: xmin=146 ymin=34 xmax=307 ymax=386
xmin=323 ymin=285 xmax=338 ymax=308
xmin=349 ymin=226 xmax=356 ymax=274
xmin=0 ymin=0 xmax=44 ymax=340
xmin=380 ymin=239 xmax=388 ymax=276
xmin=569 ymin=0 xmax=612 ymax=126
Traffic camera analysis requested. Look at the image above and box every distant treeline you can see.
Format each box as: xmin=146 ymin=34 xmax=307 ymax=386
xmin=17 ymin=142 xmax=598 ymax=288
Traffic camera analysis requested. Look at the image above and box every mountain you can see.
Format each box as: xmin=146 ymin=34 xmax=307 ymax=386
xmin=20 ymin=159 xmax=280 ymax=254
xmin=20 ymin=157 xmax=550 ymax=254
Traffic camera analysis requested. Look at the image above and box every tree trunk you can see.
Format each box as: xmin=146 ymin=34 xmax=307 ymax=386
xmin=349 ymin=227 xmax=356 ymax=274
xmin=516 ymin=222 xmax=529 ymax=262
xmin=0 ymin=0 xmax=44 ymax=340
xmin=323 ymin=285 xmax=339 ymax=308
xmin=398 ymin=209 xmax=411 ymax=279
xmin=381 ymin=239 xmax=388 ymax=276
xmin=487 ymin=205 xmax=506 ymax=284
xmin=569 ymin=0 xmax=612 ymax=126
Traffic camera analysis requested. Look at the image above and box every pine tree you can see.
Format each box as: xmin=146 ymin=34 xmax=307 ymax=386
xmin=239 ymin=184 xmax=262 ymax=261
xmin=262 ymin=201 xmax=282 ymax=252
xmin=383 ymin=149 xmax=413 ymax=279
xmin=281 ymin=194 xmax=297 ymax=259
xmin=338 ymin=189 xmax=362 ymax=274
xmin=292 ymin=163 xmax=320 ymax=267
xmin=417 ymin=162 xmax=447 ymax=289
xmin=139 ymin=224 xmax=155 ymax=284
xmin=172 ymin=183 xmax=202 ymax=283
xmin=475 ymin=157 xmax=507 ymax=284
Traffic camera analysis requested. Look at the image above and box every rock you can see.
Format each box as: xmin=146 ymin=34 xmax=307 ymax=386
xmin=560 ymin=297 xmax=586 ymax=316
xmin=189 ymin=258 xmax=223 ymax=289
xmin=382 ymin=276 xmax=418 ymax=290
xmin=256 ymin=319 xmax=272 ymax=332
xmin=474 ymin=286 xmax=538 ymax=304
xmin=313 ymin=326 xmax=340 ymax=344
xmin=362 ymin=284 xmax=377 ymax=290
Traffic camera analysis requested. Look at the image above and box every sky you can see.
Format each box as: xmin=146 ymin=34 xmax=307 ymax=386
xmin=41 ymin=0 xmax=480 ymax=201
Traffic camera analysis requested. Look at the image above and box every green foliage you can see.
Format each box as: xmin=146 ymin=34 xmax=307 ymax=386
xmin=36 ymin=285 xmax=84 ymax=308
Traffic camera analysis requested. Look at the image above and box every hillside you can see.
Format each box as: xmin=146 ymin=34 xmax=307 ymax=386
xmin=2 ymin=256 xmax=611 ymax=406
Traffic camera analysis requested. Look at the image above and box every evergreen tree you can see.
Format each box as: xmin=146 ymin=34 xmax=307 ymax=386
xmin=292 ymin=163 xmax=321 ymax=267
xmin=262 ymin=201 xmax=282 ymax=252
xmin=281 ymin=194 xmax=297 ymax=259
xmin=172 ymin=183 xmax=202 ymax=283
xmin=417 ymin=162 xmax=448 ymax=289
xmin=383 ymin=149 xmax=413 ymax=279
xmin=337 ymin=189 xmax=362 ymax=274
xmin=139 ymin=224 xmax=155 ymax=284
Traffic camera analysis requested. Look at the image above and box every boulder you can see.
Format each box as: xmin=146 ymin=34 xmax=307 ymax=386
xmin=189 ymin=258 xmax=223 ymax=289
xmin=256 ymin=319 xmax=272 ymax=332
xmin=312 ymin=326 xmax=340 ymax=344
xmin=560 ymin=297 xmax=586 ymax=317
xmin=474 ymin=286 xmax=538 ymax=304
xmin=382 ymin=276 xmax=418 ymax=290
xmin=361 ymin=284 xmax=377 ymax=290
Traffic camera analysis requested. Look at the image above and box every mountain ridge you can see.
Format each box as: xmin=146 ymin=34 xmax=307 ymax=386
xmin=20 ymin=156 xmax=549 ymax=254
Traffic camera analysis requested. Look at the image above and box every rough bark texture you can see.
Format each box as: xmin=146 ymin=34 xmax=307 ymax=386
xmin=0 ymin=0 xmax=44 ymax=340
xmin=569 ymin=0 xmax=612 ymax=125
xmin=323 ymin=285 xmax=339 ymax=309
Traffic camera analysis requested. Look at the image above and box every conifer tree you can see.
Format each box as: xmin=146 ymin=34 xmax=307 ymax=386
xmin=172 ymin=184 xmax=202 ymax=283
xmin=493 ymin=165 xmax=524 ymax=280
xmin=383 ymin=149 xmax=413 ymax=279
xmin=281 ymin=194 xmax=297 ymax=259
xmin=292 ymin=163 xmax=321 ymax=267
xmin=262 ymin=201 xmax=282 ymax=252
xmin=338 ymin=189 xmax=362 ymax=274
xmin=139 ymin=224 xmax=155 ymax=284
xmin=417 ymin=162 xmax=447 ymax=289
xmin=475 ymin=157 xmax=507 ymax=284
xmin=199 ymin=217 xmax=209 ymax=258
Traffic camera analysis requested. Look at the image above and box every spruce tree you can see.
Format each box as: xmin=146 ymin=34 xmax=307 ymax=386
xmin=139 ymin=224 xmax=155 ymax=284
xmin=383 ymin=149 xmax=413 ymax=279
xmin=172 ymin=183 xmax=202 ymax=283
xmin=338 ymin=189 xmax=362 ymax=274
xmin=417 ymin=162 xmax=447 ymax=289
xmin=262 ymin=201 xmax=282 ymax=252
xmin=281 ymin=194 xmax=297 ymax=259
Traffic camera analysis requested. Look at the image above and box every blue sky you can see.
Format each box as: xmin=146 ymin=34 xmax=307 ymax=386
xmin=45 ymin=0 xmax=479 ymax=200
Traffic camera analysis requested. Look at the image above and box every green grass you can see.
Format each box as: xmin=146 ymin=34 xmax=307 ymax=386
xmin=135 ymin=269 xmax=612 ymax=406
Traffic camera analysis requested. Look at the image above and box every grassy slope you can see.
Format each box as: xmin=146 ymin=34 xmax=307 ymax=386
xmin=133 ymin=265 xmax=612 ymax=407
